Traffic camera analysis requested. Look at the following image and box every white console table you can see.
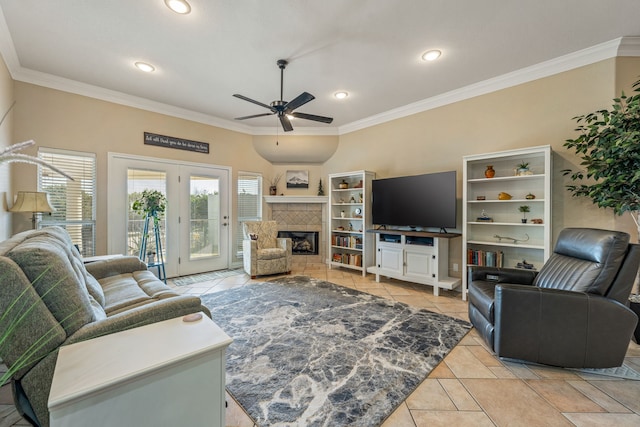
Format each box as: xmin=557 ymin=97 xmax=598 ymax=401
xmin=48 ymin=313 xmax=232 ymax=427
xmin=368 ymin=229 xmax=462 ymax=298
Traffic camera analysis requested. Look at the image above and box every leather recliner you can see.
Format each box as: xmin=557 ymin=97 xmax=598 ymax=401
xmin=468 ymin=228 xmax=640 ymax=368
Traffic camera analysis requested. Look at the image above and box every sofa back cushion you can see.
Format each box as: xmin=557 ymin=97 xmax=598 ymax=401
xmin=0 ymin=257 xmax=66 ymax=378
xmin=6 ymin=227 xmax=95 ymax=336
xmin=243 ymin=221 xmax=278 ymax=249
xmin=534 ymin=228 xmax=630 ymax=295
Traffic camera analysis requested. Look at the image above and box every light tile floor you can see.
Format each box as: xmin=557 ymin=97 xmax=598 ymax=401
xmin=1 ymin=261 xmax=639 ymax=426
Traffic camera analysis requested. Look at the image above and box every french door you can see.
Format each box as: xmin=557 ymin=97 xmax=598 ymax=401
xmin=108 ymin=153 xmax=230 ymax=278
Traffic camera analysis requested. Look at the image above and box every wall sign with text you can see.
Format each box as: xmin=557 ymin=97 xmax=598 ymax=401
xmin=144 ymin=132 xmax=209 ymax=154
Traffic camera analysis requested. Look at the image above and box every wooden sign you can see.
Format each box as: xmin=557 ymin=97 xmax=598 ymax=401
xmin=144 ymin=132 xmax=209 ymax=154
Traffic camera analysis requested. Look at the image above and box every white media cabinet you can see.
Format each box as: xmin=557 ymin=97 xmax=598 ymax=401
xmin=368 ymin=229 xmax=462 ymax=298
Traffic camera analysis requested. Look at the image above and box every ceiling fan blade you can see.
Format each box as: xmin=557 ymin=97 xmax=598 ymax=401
xmin=291 ymin=112 xmax=334 ymax=124
xmin=279 ymin=114 xmax=294 ymax=132
xmin=233 ymin=94 xmax=276 ymax=112
xmin=284 ymin=92 xmax=315 ymax=112
xmin=235 ymin=113 xmax=275 ymax=120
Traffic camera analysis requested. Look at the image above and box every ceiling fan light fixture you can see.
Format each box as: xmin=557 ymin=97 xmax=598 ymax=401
xmin=422 ymin=49 xmax=442 ymax=61
xmin=334 ymin=91 xmax=349 ymax=99
xmin=164 ymin=0 xmax=191 ymax=14
xmin=134 ymin=61 xmax=155 ymax=72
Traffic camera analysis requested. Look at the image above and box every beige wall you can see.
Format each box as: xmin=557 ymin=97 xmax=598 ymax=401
xmin=7 ymin=54 xmax=640 ymax=272
xmin=11 ymin=82 xmax=268 ymax=258
xmin=0 ymin=55 xmax=13 ymax=240
xmin=324 ymin=58 xmax=640 ymax=274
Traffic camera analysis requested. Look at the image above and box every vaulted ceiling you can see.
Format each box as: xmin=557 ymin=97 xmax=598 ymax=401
xmin=1 ymin=1 xmax=639 ymax=135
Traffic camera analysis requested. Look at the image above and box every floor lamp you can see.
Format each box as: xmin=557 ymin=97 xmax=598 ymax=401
xmin=9 ymin=191 xmax=54 ymax=229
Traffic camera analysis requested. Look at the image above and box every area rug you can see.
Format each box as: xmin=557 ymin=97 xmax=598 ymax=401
xmin=572 ymin=364 xmax=640 ymax=380
xmin=200 ymin=276 xmax=472 ymax=426
xmin=171 ymin=268 xmax=245 ymax=286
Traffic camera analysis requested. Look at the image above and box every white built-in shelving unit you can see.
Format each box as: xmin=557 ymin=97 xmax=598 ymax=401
xmin=328 ymin=171 xmax=375 ymax=276
xmin=462 ymin=145 xmax=552 ymax=300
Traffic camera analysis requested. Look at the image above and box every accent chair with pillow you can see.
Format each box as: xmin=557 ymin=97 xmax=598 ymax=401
xmin=468 ymin=228 xmax=640 ymax=369
xmin=242 ymin=220 xmax=292 ymax=279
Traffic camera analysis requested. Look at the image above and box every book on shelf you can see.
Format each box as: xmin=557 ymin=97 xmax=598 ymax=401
xmin=332 ymin=252 xmax=362 ymax=267
xmin=331 ymin=235 xmax=362 ymax=249
xmin=467 ymin=249 xmax=503 ymax=267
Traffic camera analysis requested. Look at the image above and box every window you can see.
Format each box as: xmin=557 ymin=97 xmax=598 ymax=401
xmin=38 ymin=148 xmax=96 ymax=256
xmin=237 ymin=173 xmax=262 ymax=256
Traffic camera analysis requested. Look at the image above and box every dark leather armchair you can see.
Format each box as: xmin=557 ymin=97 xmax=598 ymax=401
xmin=468 ymin=228 xmax=640 ymax=368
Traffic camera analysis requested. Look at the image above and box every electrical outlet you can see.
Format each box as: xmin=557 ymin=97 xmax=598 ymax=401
xmin=453 ymin=263 xmax=459 ymax=272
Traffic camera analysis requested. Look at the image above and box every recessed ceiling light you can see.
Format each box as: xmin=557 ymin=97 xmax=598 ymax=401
xmin=421 ymin=50 xmax=442 ymax=61
xmin=134 ymin=62 xmax=155 ymax=73
xmin=164 ymin=0 xmax=191 ymax=14
xmin=334 ymin=91 xmax=349 ymax=99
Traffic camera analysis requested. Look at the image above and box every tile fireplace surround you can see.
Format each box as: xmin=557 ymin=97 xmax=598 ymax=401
xmin=266 ymin=196 xmax=327 ymax=264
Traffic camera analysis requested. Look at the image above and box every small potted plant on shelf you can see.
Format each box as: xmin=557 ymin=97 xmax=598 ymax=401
xmin=518 ymin=205 xmax=530 ymax=223
xmin=516 ymin=162 xmax=530 ymax=176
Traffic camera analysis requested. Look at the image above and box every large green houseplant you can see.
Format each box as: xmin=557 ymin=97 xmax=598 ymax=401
xmin=562 ymin=78 xmax=640 ymax=296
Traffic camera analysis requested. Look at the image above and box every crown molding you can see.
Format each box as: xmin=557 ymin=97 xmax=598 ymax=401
xmin=338 ymin=37 xmax=639 ymax=135
xmin=0 ymin=6 xmax=19 ymax=74
xmin=13 ymin=66 xmax=340 ymax=136
xmin=11 ymin=67 xmax=255 ymax=134
xmin=617 ymin=36 xmax=640 ymax=56
xmin=1 ymin=0 xmax=637 ymax=140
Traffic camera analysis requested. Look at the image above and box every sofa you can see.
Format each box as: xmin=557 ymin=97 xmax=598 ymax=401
xmin=0 ymin=227 xmax=211 ymax=426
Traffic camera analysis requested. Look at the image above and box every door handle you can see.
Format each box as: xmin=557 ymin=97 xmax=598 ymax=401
xmin=223 ymin=223 xmax=228 ymax=226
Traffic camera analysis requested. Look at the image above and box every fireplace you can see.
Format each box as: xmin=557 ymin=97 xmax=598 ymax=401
xmin=278 ymin=231 xmax=319 ymax=255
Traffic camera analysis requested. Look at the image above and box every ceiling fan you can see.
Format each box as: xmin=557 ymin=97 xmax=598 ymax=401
xmin=233 ymin=59 xmax=334 ymax=132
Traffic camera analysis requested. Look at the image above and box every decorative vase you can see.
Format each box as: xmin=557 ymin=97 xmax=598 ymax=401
xmin=484 ymin=166 xmax=495 ymax=178
xmin=269 ymin=186 xmax=277 ymax=195
xmin=338 ymin=180 xmax=348 ymax=189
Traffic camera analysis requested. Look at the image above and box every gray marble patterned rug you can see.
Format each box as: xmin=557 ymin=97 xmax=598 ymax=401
xmin=200 ymin=276 xmax=471 ymax=427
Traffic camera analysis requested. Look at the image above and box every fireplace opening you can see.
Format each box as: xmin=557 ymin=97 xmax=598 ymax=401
xmin=278 ymin=231 xmax=319 ymax=255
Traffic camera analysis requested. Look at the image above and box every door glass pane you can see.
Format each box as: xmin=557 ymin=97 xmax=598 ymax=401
xmin=127 ymin=169 xmax=167 ymax=258
xmin=190 ymin=175 xmax=219 ymax=259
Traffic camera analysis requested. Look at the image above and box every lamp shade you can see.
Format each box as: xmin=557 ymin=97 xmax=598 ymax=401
xmin=9 ymin=191 xmax=54 ymax=214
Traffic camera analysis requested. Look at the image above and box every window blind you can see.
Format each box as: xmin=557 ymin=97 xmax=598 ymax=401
xmin=236 ymin=173 xmax=262 ymax=256
xmin=38 ymin=148 xmax=97 ymax=256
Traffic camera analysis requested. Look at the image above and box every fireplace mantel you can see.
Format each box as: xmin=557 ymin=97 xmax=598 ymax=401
xmin=264 ymin=196 xmax=328 ymax=204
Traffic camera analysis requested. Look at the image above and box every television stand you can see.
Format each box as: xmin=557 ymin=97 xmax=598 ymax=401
xmin=367 ymin=229 xmax=462 ymax=299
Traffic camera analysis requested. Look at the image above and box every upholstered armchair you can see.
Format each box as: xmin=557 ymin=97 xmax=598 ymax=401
xmin=468 ymin=228 xmax=640 ymax=368
xmin=242 ymin=221 xmax=292 ymax=279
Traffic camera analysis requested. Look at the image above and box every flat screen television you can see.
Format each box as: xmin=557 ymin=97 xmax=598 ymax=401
xmin=372 ymin=171 xmax=457 ymax=231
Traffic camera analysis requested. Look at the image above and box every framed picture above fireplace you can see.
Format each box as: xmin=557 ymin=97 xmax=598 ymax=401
xmin=286 ymin=170 xmax=309 ymax=188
